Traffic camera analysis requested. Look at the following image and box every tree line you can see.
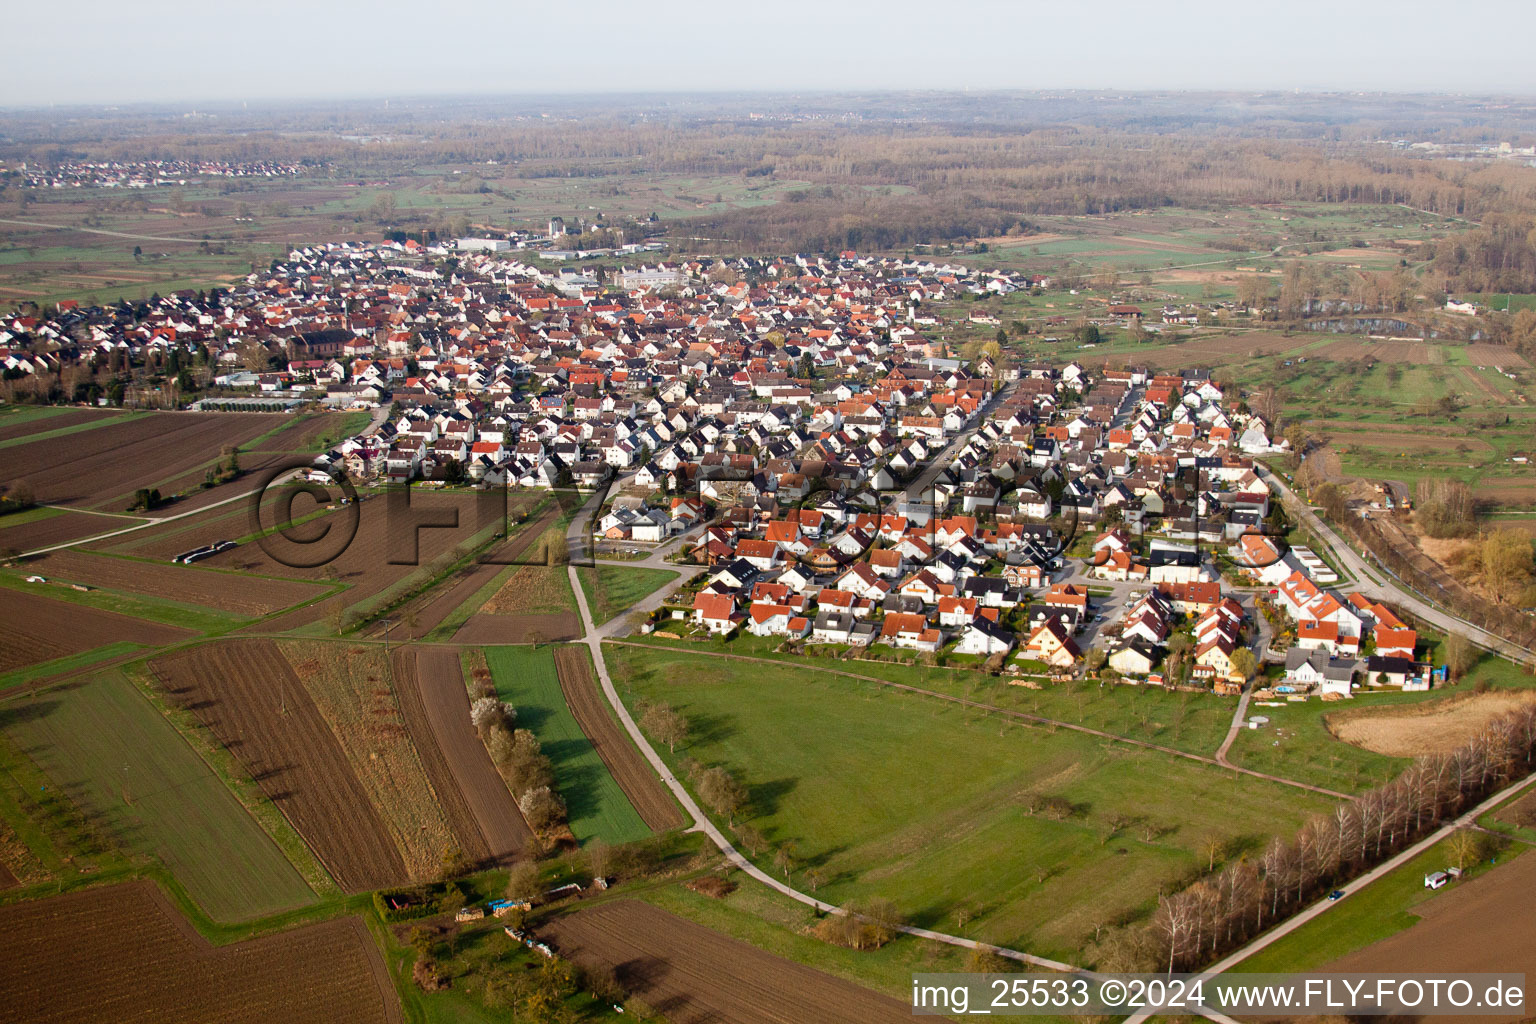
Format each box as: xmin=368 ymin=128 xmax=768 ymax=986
xmin=1118 ymin=701 xmax=1536 ymax=974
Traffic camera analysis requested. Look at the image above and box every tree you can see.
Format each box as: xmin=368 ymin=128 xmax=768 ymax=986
xmin=697 ymin=765 xmax=747 ymax=825
xmin=640 ymin=702 xmax=688 ymax=752
xmin=732 ymin=822 xmax=767 ymax=857
xmin=238 ymin=338 xmax=270 ymax=373
xmin=505 ymin=859 xmax=542 ymax=903
xmin=1074 ymin=323 xmax=1101 ymax=346
xmin=1480 ymin=528 xmax=1536 ymax=605
xmin=518 ymin=785 xmax=567 ymax=832
xmin=1229 ymin=647 xmax=1258 ymax=682
xmin=1446 ymin=828 xmax=1482 ymax=872
xmin=772 ymin=842 xmax=796 ymax=883
xmin=1444 ymin=631 xmax=1479 ymax=681
xmin=965 ymin=944 xmax=1012 ymax=975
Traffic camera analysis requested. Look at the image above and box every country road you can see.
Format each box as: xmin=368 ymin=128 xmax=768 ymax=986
xmin=1121 ymin=770 xmax=1536 ymax=1024
xmin=0 ymin=216 xmax=214 ymax=245
xmin=1257 ymin=465 xmax=1536 ymax=668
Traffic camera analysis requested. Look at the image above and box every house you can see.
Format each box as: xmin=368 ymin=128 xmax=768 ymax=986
xmin=953 ymin=616 xmax=1015 ymax=656
xmin=1022 ymin=618 xmax=1081 ymax=668
xmin=880 ymin=612 xmax=941 ymax=652
xmin=812 ymin=609 xmax=856 ymax=644
xmin=1194 ymin=633 xmax=1239 ymax=677
xmin=747 ymin=603 xmax=795 ymax=637
xmin=1321 ymin=658 xmax=1359 ymax=698
xmin=1375 ymin=626 xmax=1417 ymax=660
xmin=1364 ymin=655 xmax=1425 ymax=689
xmin=1298 ymin=619 xmax=1340 ymax=654
xmin=692 ymin=592 xmax=739 ymax=634
xmin=1284 ymin=648 xmax=1329 ymax=688
xmin=1108 ymin=639 xmax=1161 ymax=677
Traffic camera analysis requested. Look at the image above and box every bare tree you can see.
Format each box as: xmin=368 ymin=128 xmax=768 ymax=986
xmin=640 ymin=703 xmax=689 ymax=752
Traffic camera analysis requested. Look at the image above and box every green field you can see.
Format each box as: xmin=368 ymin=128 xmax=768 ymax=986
xmin=0 ymin=671 xmax=315 ymax=920
xmin=605 ymin=644 xmax=1336 ymax=962
xmin=482 ymin=646 xmax=651 ymax=847
xmin=576 ymin=565 xmax=681 ymax=627
xmin=617 ymin=636 xmax=1236 ymax=758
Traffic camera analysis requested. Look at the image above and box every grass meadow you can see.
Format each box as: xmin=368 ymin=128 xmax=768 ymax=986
xmin=605 ymin=644 xmax=1336 ymax=962
xmin=483 ymin=645 xmax=651 ymax=847
xmin=0 ymin=670 xmax=315 ymax=921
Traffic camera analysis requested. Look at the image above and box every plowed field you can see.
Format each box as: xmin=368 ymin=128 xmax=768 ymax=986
xmin=392 ymin=647 xmax=530 ymax=865
xmin=0 ymin=411 xmax=285 ymax=511
xmin=540 ymin=900 xmax=912 ymax=1024
xmin=0 ymin=588 xmax=192 ymax=675
xmin=29 ymin=549 xmax=327 ymax=617
xmin=0 ymin=880 xmax=401 ymax=1024
xmin=150 ymin=639 xmax=408 ymax=891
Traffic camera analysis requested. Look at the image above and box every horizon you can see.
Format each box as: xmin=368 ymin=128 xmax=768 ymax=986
xmin=5 ymin=0 xmax=1534 ymax=108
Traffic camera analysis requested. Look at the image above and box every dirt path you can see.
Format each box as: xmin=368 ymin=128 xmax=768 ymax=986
xmin=553 ymin=646 xmax=684 ymax=831
xmin=408 ymin=647 xmax=532 ymax=860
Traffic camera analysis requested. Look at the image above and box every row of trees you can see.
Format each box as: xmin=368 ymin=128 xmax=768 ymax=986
xmin=470 ymin=687 xmax=570 ymax=842
xmin=1143 ymin=701 xmax=1536 ymax=974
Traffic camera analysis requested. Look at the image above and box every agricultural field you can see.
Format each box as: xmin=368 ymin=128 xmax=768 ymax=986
xmin=276 ymin=640 xmax=457 ymax=881
xmin=553 ymin=645 xmax=684 ymax=832
xmin=0 ymin=407 xmax=127 ymax=446
xmin=539 ymin=899 xmax=913 ymax=1024
xmin=0 ymin=506 xmax=145 ymax=555
xmin=1228 ymin=653 xmax=1536 ymax=794
xmin=1236 ymin=837 xmax=1528 ymax=975
xmin=605 ymin=644 xmax=1336 ymax=962
xmin=621 ymin=637 xmax=1239 ymax=759
xmin=22 ymin=548 xmax=329 ymax=618
xmin=149 ymin=639 xmax=409 ymax=892
xmin=0 ymin=167 xmax=816 ymax=305
xmin=392 ymin=647 xmax=531 ymax=866
xmin=0 ymin=670 xmax=314 ymax=921
xmin=187 ymin=488 xmax=518 ymax=633
xmin=0 ymin=587 xmax=192 ymax=680
xmin=575 ymin=565 xmax=682 ymax=627
xmin=247 ymin=411 xmax=373 ymax=453
xmin=0 ymin=409 xmax=290 ymax=514
xmin=0 ymin=881 xmax=400 ymax=1024
xmin=365 ymin=497 xmax=569 ymax=643
xmin=483 ymin=646 xmax=652 ymax=847
xmin=1328 ymin=690 xmax=1536 ymax=758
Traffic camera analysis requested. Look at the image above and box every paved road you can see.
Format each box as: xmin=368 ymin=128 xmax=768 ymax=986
xmin=1122 ymin=769 xmax=1536 ymax=1024
xmin=560 ymin=488 xmax=1094 ymax=978
xmin=901 ymin=379 xmax=1015 ymax=504
xmin=1257 ymin=465 xmax=1535 ymax=668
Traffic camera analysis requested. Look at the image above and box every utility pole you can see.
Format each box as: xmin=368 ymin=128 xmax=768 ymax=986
xmin=382 ymin=617 xmax=392 ymax=654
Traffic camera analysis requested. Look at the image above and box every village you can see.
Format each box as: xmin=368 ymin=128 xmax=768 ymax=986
xmin=0 ymin=240 xmax=1441 ymax=703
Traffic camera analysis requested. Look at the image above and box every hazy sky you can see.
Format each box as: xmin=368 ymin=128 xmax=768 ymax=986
xmin=6 ymin=0 xmax=1534 ymax=107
